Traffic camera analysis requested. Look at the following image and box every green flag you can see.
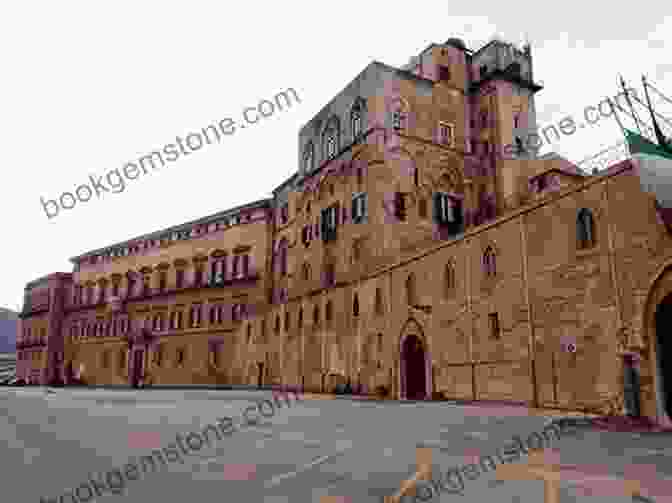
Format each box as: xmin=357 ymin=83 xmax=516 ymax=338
xmin=625 ymin=128 xmax=672 ymax=220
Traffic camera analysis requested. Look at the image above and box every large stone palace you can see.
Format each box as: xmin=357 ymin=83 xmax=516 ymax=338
xmin=17 ymin=36 xmax=672 ymax=425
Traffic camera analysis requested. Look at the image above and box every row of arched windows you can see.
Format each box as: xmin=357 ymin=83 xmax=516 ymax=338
xmin=302 ymin=98 xmax=367 ymax=173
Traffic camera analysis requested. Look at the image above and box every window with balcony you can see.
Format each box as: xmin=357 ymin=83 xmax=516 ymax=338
xmin=434 ymin=192 xmax=463 ymax=236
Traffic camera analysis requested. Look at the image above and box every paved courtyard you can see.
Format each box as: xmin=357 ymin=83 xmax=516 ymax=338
xmin=2 ymin=387 xmax=672 ymax=503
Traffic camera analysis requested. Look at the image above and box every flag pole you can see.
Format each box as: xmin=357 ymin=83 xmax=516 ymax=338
xmin=620 ymin=74 xmax=645 ymax=136
xmin=642 ymin=75 xmax=672 ymax=154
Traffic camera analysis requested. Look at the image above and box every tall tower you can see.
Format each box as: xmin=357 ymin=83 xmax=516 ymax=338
xmin=467 ymin=39 xmax=543 ymax=216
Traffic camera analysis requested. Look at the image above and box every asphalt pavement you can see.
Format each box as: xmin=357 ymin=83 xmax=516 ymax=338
xmin=1 ymin=387 xmax=671 ymax=503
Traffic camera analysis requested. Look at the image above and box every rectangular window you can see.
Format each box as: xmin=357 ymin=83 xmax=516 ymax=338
xmin=175 ymin=269 xmax=184 ymax=289
xmin=489 ymin=313 xmax=500 ymax=339
xmin=438 ymin=64 xmax=451 ymax=81
xmin=158 ymin=271 xmax=167 ymax=292
xmin=112 ymin=282 xmax=119 ymax=297
xmin=351 ymin=193 xmax=368 ymax=224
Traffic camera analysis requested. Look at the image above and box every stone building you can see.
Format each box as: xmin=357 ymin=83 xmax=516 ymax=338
xmin=16 ymin=37 xmax=672 ymax=426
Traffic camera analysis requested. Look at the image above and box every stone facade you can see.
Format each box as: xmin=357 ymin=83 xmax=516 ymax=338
xmin=16 ymin=37 xmax=672 ymax=426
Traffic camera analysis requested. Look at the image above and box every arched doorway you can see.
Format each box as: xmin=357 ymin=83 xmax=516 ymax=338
xmin=655 ymin=294 xmax=672 ymax=419
xmin=400 ymin=333 xmax=428 ymax=400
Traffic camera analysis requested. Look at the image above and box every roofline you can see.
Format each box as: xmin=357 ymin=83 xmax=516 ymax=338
xmin=272 ymin=173 xmax=299 ymax=195
xmin=69 ymin=198 xmax=272 ymax=263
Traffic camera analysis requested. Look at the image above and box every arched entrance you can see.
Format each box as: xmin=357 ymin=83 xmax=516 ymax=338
xmin=655 ymin=294 xmax=672 ymax=419
xmin=402 ymin=335 xmax=426 ymax=399
xmin=399 ymin=319 xmax=431 ymax=400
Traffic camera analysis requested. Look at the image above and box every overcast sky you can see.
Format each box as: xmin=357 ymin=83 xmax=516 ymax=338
xmin=1 ymin=1 xmax=670 ymax=311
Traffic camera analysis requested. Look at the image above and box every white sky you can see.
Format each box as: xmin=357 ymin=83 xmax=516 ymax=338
xmin=1 ymin=1 xmax=670 ymax=311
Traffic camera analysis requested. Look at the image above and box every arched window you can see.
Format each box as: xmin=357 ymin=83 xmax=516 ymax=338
xmin=153 ymin=314 xmax=163 ymax=331
xmin=278 ymin=238 xmax=289 ymax=276
xmin=444 ymin=261 xmax=456 ymax=297
xmin=353 ymin=294 xmax=359 ymax=317
xmin=375 ymin=288 xmax=384 ymax=315
xmin=377 ymin=334 xmax=383 ymax=368
xmin=577 ymin=208 xmax=595 ymax=249
xmin=326 ymin=300 xmax=333 ymax=323
xmin=351 ymin=100 xmax=364 ymax=139
xmin=298 ymin=308 xmax=304 ymax=328
xmin=284 ymin=310 xmax=290 ymax=331
xmin=246 ymin=324 xmax=252 ymax=344
xmin=302 ymin=262 xmax=311 ymax=281
xmin=313 ymin=305 xmax=320 ymax=325
xmin=483 ymin=246 xmax=497 ymax=277
xmin=323 ymin=117 xmax=339 ymax=160
xmin=405 ymin=274 xmax=417 ymax=306
xmin=303 ymin=142 xmax=314 ymax=173
xmin=275 ymin=315 xmax=280 ymax=334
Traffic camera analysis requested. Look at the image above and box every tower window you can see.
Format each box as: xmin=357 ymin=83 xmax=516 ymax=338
xmin=392 ymin=111 xmax=405 ymax=131
xmin=438 ymin=65 xmax=451 ymax=81
xmin=577 ymin=208 xmax=596 ymax=249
